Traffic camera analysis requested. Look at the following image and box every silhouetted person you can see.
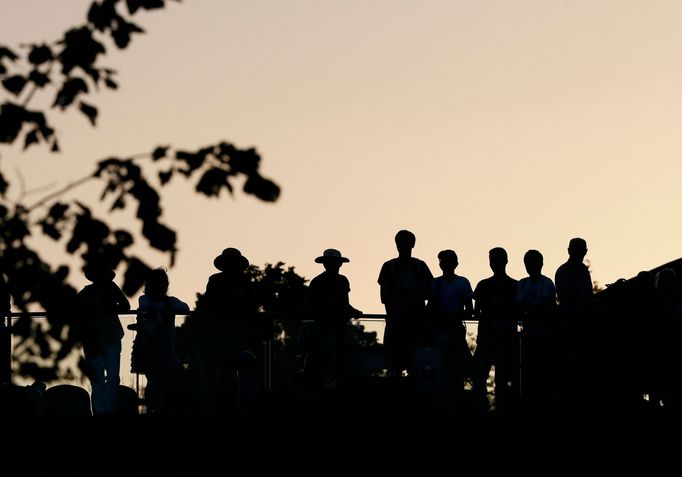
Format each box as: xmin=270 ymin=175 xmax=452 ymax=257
xmin=378 ymin=230 xmax=433 ymax=375
xmin=304 ymin=249 xmax=362 ymax=382
xmin=555 ymin=238 xmax=593 ymax=310
xmin=471 ymin=247 xmax=519 ymax=415
xmin=516 ymin=249 xmax=557 ymax=415
xmin=426 ymin=249 xmax=473 ymax=409
xmin=197 ymin=247 xmax=254 ymax=415
xmin=650 ymin=268 xmax=682 ymax=410
xmin=131 ymin=268 xmax=189 ymax=415
xmin=77 ymin=263 xmax=130 ymax=415
xmin=554 ymin=238 xmax=595 ymax=414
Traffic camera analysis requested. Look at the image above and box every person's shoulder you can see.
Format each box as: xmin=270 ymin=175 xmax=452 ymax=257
xmin=77 ymin=284 xmax=93 ymax=294
xmin=168 ymin=296 xmax=190 ymax=311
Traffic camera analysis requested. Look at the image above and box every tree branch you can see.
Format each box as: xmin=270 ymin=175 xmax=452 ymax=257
xmin=26 ymin=173 xmax=94 ymax=212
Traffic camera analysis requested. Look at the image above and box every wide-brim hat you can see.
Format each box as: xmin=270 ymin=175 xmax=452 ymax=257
xmin=214 ymin=247 xmax=249 ymax=271
xmin=315 ymin=248 xmax=349 ymax=263
xmin=83 ymin=264 xmax=116 ymax=283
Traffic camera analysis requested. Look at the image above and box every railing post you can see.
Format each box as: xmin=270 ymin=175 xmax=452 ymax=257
xmin=0 ymin=313 xmax=10 ymax=384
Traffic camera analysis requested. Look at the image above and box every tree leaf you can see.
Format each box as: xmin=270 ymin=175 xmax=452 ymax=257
xmin=243 ymin=175 xmax=281 ymax=202
xmin=23 ymin=128 xmax=40 ymax=150
xmin=2 ymin=75 xmax=27 ymax=96
xmin=122 ymin=258 xmax=152 ymax=296
xmin=27 ymin=44 xmax=53 ymax=65
xmin=112 ymin=20 xmax=145 ymax=49
xmin=152 ymin=145 xmax=168 ymax=161
xmin=0 ymin=46 xmax=18 ymax=61
xmin=0 ymin=102 xmax=27 ymax=143
xmin=87 ymin=1 xmax=118 ymax=31
xmin=125 ymin=0 xmax=143 ymax=15
xmin=196 ymin=168 xmax=229 ymax=197
xmin=0 ymin=171 xmax=8 ymax=197
xmin=142 ymin=221 xmax=176 ymax=252
xmin=28 ymin=70 xmax=50 ymax=87
xmin=40 ymin=221 xmax=61 ymax=240
xmin=141 ymin=0 xmax=165 ymax=10
xmin=78 ymin=101 xmax=98 ymax=126
xmin=110 ymin=195 xmax=125 ymax=212
xmin=53 ymin=77 xmax=89 ymax=109
xmin=58 ymin=27 xmax=106 ymax=75
xmin=158 ymin=169 xmax=173 ymax=185
xmin=48 ymin=202 xmax=69 ymax=221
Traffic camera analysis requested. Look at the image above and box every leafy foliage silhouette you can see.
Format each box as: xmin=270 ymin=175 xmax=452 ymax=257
xmin=0 ymin=0 xmax=280 ymax=381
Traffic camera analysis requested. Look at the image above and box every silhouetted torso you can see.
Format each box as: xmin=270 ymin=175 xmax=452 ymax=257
xmin=77 ymin=281 xmax=129 ymax=353
xmin=306 ymin=271 xmax=353 ymax=324
xmin=378 ymin=257 xmax=433 ymax=313
xmin=555 ymin=261 xmax=592 ymax=308
xmin=473 ymin=275 xmax=518 ymax=324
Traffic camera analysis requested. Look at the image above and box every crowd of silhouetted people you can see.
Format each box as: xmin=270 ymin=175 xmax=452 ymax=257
xmin=1 ymin=231 xmax=682 ymax=418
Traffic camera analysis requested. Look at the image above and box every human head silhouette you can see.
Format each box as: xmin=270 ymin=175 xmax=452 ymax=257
xmin=438 ymin=249 xmax=458 ymax=275
xmin=144 ymin=268 xmax=169 ymax=298
xmin=213 ymin=247 xmax=249 ymax=273
xmin=395 ymin=230 xmax=416 ymax=257
xmin=523 ymin=250 xmax=543 ymax=278
xmin=489 ymin=247 xmax=508 ymax=275
xmin=315 ymin=248 xmax=349 ymax=274
xmin=567 ymin=238 xmax=587 ymax=263
xmin=83 ymin=263 xmax=115 ymax=284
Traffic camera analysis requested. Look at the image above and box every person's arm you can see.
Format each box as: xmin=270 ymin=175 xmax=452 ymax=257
xmin=342 ymin=276 xmax=362 ymax=318
xmin=554 ymin=267 xmax=565 ymax=305
xmin=378 ymin=261 xmax=391 ymax=306
xmin=472 ymin=282 xmax=483 ymax=318
xmin=170 ymin=296 xmax=190 ymax=315
xmin=463 ymin=280 xmax=474 ymax=319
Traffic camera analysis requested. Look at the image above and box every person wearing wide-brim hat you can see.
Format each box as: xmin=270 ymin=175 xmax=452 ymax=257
xmin=213 ymin=247 xmax=249 ymax=273
xmin=83 ymin=264 xmax=116 ymax=283
xmin=76 ymin=262 xmax=130 ymax=415
xmin=304 ymin=249 xmax=362 ymax=380
xmin=196 ymin=247 xmax=254 ymax=415
xmin=314 ymin=248 xmax=350 ymax=264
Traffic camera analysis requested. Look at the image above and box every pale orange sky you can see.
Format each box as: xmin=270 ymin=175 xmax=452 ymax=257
xmin=3 ymin=0 xmax=682 ymax=327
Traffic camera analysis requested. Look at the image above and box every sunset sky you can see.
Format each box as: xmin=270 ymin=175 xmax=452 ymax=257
xmin=3 ymin=0 xmax=682 ymax=345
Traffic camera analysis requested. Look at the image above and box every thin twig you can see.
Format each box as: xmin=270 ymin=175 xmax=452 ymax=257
xmin=26 ymin=173 xmax=94 ymax=212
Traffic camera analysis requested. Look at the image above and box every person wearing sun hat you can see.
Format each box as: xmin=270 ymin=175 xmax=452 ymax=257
xmin=196 ymin=247 xmax=255 ymax=414
xmin=304 ymin=248 xmax=362 ymax=380
xmin=76 ymin=261 xmax=130 ymax=415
